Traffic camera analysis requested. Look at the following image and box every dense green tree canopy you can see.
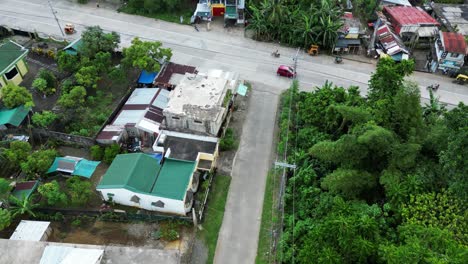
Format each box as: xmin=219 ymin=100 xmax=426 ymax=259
xmin=277 ymin=58 xmax=468 ymax=263
xmin=0 ymin=83 xmax=34 ymax=108
xmin=122 ymin=37 xmax=173 ymax=72
xmin=80 ymin=26 xmax=120 ymax=58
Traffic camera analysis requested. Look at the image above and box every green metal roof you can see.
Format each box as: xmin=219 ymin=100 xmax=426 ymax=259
xmin=0 ymin=105 xmax=30 ymax=127
xmin=11 ymin=181 xmax=39 ymax=201
xmin=151 ymin=158 xmax=196 ymax=200
xmin=98 ymin=154 xmax=196 ymax=201
xmin=97 ymin=153 xmax=161 ymax=193
xmin=63 ymin=38 xmax=83 ymax=56
xmin=0 ymin=41 xmax=28 ymax=75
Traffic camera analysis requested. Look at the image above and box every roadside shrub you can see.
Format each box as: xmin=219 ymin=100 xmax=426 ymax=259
xmin=90 ymin=145 xmax=104 ymax=161
xmin=219 ymin=128 xmax=238 ymax=151
xmin=103 ymin=144 xmax=121 ymax=164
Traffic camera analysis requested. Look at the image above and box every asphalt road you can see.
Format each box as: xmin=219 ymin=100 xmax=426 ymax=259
xmin=1 ymin=1 xmax=468 ymax=264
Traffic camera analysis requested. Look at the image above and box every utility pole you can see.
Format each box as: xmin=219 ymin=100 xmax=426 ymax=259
xmin=293 ymin=47 xmax=300 ymax=79
xmin=47 ymin=0 xmax=65 ymax=37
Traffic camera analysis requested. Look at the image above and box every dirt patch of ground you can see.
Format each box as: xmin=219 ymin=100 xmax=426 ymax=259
xmin=187 ymin=237 xmax=208 ymax=264
xmin=49 ymin=221 xmax=165 ymax=248
xmin=216 ymin=91 xmax=251 ymax=176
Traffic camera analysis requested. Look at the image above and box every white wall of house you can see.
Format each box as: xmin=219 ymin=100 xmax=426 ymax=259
xmin=97 ymin=188 xmax=190 ymax=215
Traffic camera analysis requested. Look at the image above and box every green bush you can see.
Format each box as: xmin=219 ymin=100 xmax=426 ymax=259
xmin=160 ymin=222 xmax=180 ymax=241
xmin=90 ymin=145 xmax=104 ymax=161
xmin=66 ymin=176 xmax=92 ymax=206
xmin=103 ymin=144 xmax=121 ymax=164
xmin=219 ymin=128 xmax=238 ymax=151
xmin=38 ymin=69 xmax=57 ymax=90
xmin=77 ymin=0 xmax=89 ymax=4
xmin=71 ymin=219 xmax=82 ymax=227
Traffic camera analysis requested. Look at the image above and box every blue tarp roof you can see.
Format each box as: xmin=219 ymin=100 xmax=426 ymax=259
xmin=138 ymin=70 xmax=158 ymax=84
xmin=148 ymin=153 xmax=163 ymax=163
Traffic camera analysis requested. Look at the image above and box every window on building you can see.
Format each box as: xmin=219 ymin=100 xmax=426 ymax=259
xmin=194 ymin=120 xmax=202 ymax=124
xmin=5 ymin=67 xmax=19 ymax=80
xmin=107 ymin=193 xmax=115 ymax=197
xmin=130 ymin=195 xmax=140 ymax=203
xmin=450 ymin=53 xmax=459 ymax=58
xmin=172 ymin=116 xmax=180 ymax=120
xmin=151 ymin=200 xmax=165 ymax=208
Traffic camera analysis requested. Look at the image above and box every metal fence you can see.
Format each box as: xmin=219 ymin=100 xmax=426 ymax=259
xmin=35 ymin=207 xmax=192 ymax=223
xmin=0 ymin=128 xmax=95 ymax=147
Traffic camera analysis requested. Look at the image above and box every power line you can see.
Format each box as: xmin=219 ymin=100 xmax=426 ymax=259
xmin=47 ymin=0 xmax=65 ymax=37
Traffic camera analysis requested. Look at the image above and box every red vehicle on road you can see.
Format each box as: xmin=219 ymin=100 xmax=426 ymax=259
xmin=277 ymin=65 xmax=296 ymax=78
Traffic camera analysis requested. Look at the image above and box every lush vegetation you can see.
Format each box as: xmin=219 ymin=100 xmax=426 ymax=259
xmin=256 ymin=171 xmax=281 ymax=264
xmin=219 ymin=128 xmax=238 ymax=151
xmin=0 ymin=83 xmax=34 ymax=108
xmin=247 ymin=0 xmax=344 ymax=49
xmin=55 ymin=26 xmax=171 ymax=137
xmin=276 ymin=58 xmax=468 ymax=263
xmin=198 ymin=175 xmax=231 ymax=264
xmin=118 ymin=0 xmax=195 ymax=24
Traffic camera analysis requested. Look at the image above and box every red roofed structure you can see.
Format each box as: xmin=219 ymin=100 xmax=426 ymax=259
xmin=428 ymin=31 xmax=467 ymax=73
xmin=383 ymin=6 xmax=440 ymax=37
xmin=441 ymin=32 xmax=466 ymax=54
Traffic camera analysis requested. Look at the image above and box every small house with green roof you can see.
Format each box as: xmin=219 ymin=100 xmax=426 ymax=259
xmin=0 ymin=40 xmax=29 ymax=88
xmin=96 ymin=153 xmax=199 ymax=215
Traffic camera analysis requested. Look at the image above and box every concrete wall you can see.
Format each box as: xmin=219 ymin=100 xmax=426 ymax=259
xmin=98 ymin=188 xmax=189 ymax=215
xmin=16 ymin=59 xmax=28 ymax=76
xmin=164 ymin=109 xmax=225 ymax=136
xmin=0 ymin=76 xmax=6 ymax=87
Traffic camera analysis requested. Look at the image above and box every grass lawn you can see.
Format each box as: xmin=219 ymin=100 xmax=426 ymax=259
xmin=197 ymin=175 xmax=231 ymax=264
xmin=118 ymin=6 xmax=194 ymax=25
xmin=256 ymin=170 xmax=281 ymax=264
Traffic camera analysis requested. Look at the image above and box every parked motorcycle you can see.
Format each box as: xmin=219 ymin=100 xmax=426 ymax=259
xmin=271 ymin=50 xmax=280 ymax=58
xmin=335 ymin=56 xmax=343 ymax=64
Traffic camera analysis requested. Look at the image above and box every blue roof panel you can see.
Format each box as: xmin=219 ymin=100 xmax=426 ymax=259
xmin=138 ymin=70 xmax=158 ymax=84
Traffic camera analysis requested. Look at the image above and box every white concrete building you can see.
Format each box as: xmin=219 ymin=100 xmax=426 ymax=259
xmin=163 ymin=70 xmax=238 ymax=136
xmin=97 ymin=153 xmax=199 ymax=215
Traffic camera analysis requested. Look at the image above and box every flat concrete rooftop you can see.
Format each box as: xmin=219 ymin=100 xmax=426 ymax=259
xmin=164 ymin=134 xmax=217 ymax=161
xmin=0 ymin=239 xmax=180 ymax=264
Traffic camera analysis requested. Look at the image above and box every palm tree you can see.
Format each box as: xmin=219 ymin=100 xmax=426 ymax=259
xmin=9 ymin=195 xmax=38 ymax=218
xmin=247 ymin=5 xmax=267 ymax=40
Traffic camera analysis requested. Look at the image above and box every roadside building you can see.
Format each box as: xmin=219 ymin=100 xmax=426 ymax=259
xmin=429 ymin=31 xmax=467 ymax=73
xmin=10 ymin=221 xmax=51 ymax=242
xmin=97 ymin=153 xmax=199 ymax=215
xmin=163 ymin=70 xmax=238 ymax=136
xmin=333 ymin=12 xmax=363 ymax=55
xmin=432 ymin=4 xmax=468 ymax=36
xmin=0 ymin=40 xmax=28 ymax=87
xmin=380 ymin=0 xmax=411 ymax=7
xmin=383 ymin=6 xmax=440 ymax=42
